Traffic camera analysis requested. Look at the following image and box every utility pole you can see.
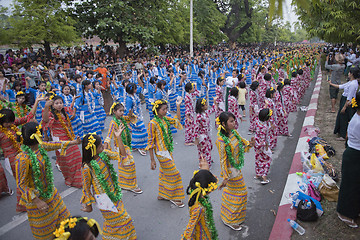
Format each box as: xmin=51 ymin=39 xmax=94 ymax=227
xmin=190 ymin=0 xmax=193 ymax=57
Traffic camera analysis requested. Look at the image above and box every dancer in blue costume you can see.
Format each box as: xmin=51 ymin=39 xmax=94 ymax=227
xmin=125 ymin=82 xmax=148 ymax=156
xmin=25 ymin=80 xmax=47 ymax=123
xmin=92 ymin=81 xmax=106 ymax=130
xmin=208 ymin=64 xmax=218 ymax=107
xmin=147 ymin=76 xmax=157 ymax=120
xmin=69 ymin=74 xmax=83 ymax=95
xmin=155 ymin=80 xmax=178 ymax=134
xmin=59 ymin=85 xmax=83 ymax=137
xmin=74 ymin=80 xmax=101 ymax=136
xmin=167 ymin=68 xmax=178 ymax=112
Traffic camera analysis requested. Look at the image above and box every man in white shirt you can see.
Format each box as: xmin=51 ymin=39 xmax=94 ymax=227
xmin=225 ymin=69 xmax=239 ymax=110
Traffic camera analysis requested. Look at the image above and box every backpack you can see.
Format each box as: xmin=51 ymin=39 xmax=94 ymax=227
xmin=319 ymin=174 xmax=339 ymax=202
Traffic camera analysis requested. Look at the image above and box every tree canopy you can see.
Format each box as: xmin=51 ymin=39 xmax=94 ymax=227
xmin=295 ymin=0 xmax=360 ymax=43
xmin=6 ymin=0 xmax=80 ymax=58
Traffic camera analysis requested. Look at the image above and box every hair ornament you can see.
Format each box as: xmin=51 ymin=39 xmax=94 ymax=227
xmin=193 ymin=170 xmax=199 ymax=177
xmin=0 ymin=113 xmax=4 ymax=118
xmin=270 ymin=87 xmax=274 ymax=91
xmin=109 ymin=102 xmax=117 ymax=115
xmin=53 ymin=217 xmax=102 ymax=240
xmin=189 ymin=181 xmax=218 ymax=205
xmin=215 ymin=117 xmax=225 ymax=131
xmin=30 ymin=124 xmax=43 ymax=144
xmin=151 ymin=99 xmax=166 ymax=116
xmin=268 ymin=109 xmax=273 ymax=117
xmin=85 ymin=134 xmax=97 ymax=157
xmin=351 ymin=98 xmax=358 ymax=108
xmin=16 ymin=91 xmax=25 ymax=96
xmin=201 ymin=98 xmax=206 ymax=106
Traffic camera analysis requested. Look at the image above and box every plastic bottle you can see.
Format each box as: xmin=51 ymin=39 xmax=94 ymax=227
xmin=297 ymin=181 xmax=307 ymax=194
xmin=287 ymin=219 xmax=305 ymax=235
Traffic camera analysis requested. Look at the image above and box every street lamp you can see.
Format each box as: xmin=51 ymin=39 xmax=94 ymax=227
xmin=190 ymin=0 xmax=193 ymax=57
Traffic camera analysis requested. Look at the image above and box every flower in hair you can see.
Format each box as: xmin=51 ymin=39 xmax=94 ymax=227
xmin=85 ymin=134 xmax=97 ymax=157
xmin=351 ymin=98 xmax=358 ymax=108
xmin=268 ymin=109 xmax=273 ymax=117
xmin=109 ymin=102 xmax=117 ymax=115
xmin=201 ymin=98 xmax=206 ymax=105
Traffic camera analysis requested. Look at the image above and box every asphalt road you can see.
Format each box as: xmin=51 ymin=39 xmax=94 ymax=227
xmin=0 ymin=75 xmax=316 ymax=240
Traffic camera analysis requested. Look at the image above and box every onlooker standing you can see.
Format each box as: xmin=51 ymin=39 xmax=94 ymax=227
xmin=337 ymin=91 xmax=360 ymax=228
xmin=325 ymin=54 xmax=345 ymax=113
xmin=328 ymin=66 xmax=360 ymax=140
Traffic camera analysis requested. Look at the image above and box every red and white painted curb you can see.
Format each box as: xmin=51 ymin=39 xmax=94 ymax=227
xmin=269 ymin=68 xmax=323 ymax=240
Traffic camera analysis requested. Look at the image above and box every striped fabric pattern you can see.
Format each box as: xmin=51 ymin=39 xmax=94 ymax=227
xmin=93 ymin=103 xmax=106 ymax=130
xmin=220 ymin=175 xmax=247 ymax=225
xmin=78 ymin=110 xmax=102 ymax=136
xmin=81 ymin=149 xmax=137 ymax=240
xmin=182 ymin=203 xmax=211 ymax=240
xmin=0 ymin=163 xmax=9 ymax=194
xmin=130 ymin=120 xmax=148 ymax=149
xmin=118 ymin=146 xmax=139 ymax=191
xmin=156 ymin=153 xmax=185 ymax=201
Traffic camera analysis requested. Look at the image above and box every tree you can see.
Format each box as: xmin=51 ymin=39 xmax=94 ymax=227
xmin=214 ymin=0 xmax=253 ymax=47
xmin=295 ymin=0 xmax=360 ymax=43
xmin=8 ymin=0 xmax=79 ymax=58
xmin=72 ymin=0 xmax=168 ymax=57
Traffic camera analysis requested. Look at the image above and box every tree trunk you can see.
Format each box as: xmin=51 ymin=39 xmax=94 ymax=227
xmin=117 ymin=37 xmax=127 ymax=58
xmin=43 ymin=41 xmax=52 ymax=60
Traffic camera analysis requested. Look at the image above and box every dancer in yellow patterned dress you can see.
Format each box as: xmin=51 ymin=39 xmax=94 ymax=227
xmin=104 ymin=102 xmax=142 ymax=194
xmin=215 ymin=112 xmax=255 ymax=231
xmin=146 ymin=98 xmax=185 ymax=207
xmin=81 ymin=128 xmax=137 ymax=240
xmin=182 ymin=157 xmax=219 ymax=240
xmin=15 ymin=122 xmax=81 ymax=239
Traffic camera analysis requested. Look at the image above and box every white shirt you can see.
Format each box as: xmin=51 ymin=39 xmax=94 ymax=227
xmin=225 ymin=76 xmax=238 ymax=88
xmin=339 ymin=80 xmax=359 ymax=101
xmin=348 ymin=113 xmax=360 ymax=151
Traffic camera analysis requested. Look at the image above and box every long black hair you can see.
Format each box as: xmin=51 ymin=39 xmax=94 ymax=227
xmin=81 ymin=80 xmax=91 ymax=105
xmin=195 ymin=98 xmax=206 ymax=114
xmin=62 ymin=216 xmax=100 ymax=240
xmin=0 ymin=109 xmax=15 ymax=125
xmin=218 ymin=111 xmax=235 ymax=137
xmin=82 ymin=134 xmax=102 ymax=165
xmin=259 ymin=108 xmax=271 ymax=122
xmin=186 ymin=170 xmax=218 ymax=207
xmin=22 ymin=122 xmax=43 ymax=146
xmin=250 ymin=81 xmax=259 ymax=91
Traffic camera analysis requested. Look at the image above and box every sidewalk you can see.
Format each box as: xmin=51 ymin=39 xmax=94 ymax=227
xmin=269 ymin=68 xmax=323 ymax=240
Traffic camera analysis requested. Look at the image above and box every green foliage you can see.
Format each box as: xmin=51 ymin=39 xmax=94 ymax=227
xmin=295 ymin=0 xmax=360 ymax=43
xmin=7 ymin=0 xmax=79 ymax=50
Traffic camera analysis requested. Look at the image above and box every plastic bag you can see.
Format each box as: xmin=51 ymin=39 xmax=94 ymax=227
xmin=310 ymin=153 xmax=324 ymax=173
xmin=315 ymin=144 xmax=329 ymax=160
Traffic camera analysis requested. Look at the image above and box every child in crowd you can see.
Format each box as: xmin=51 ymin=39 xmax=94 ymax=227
xmin=237 ymin=81 xmax=247 ymax=117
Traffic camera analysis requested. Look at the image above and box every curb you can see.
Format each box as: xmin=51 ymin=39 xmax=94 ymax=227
xmin=269 ymin=68 xmax=323 ymax=240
